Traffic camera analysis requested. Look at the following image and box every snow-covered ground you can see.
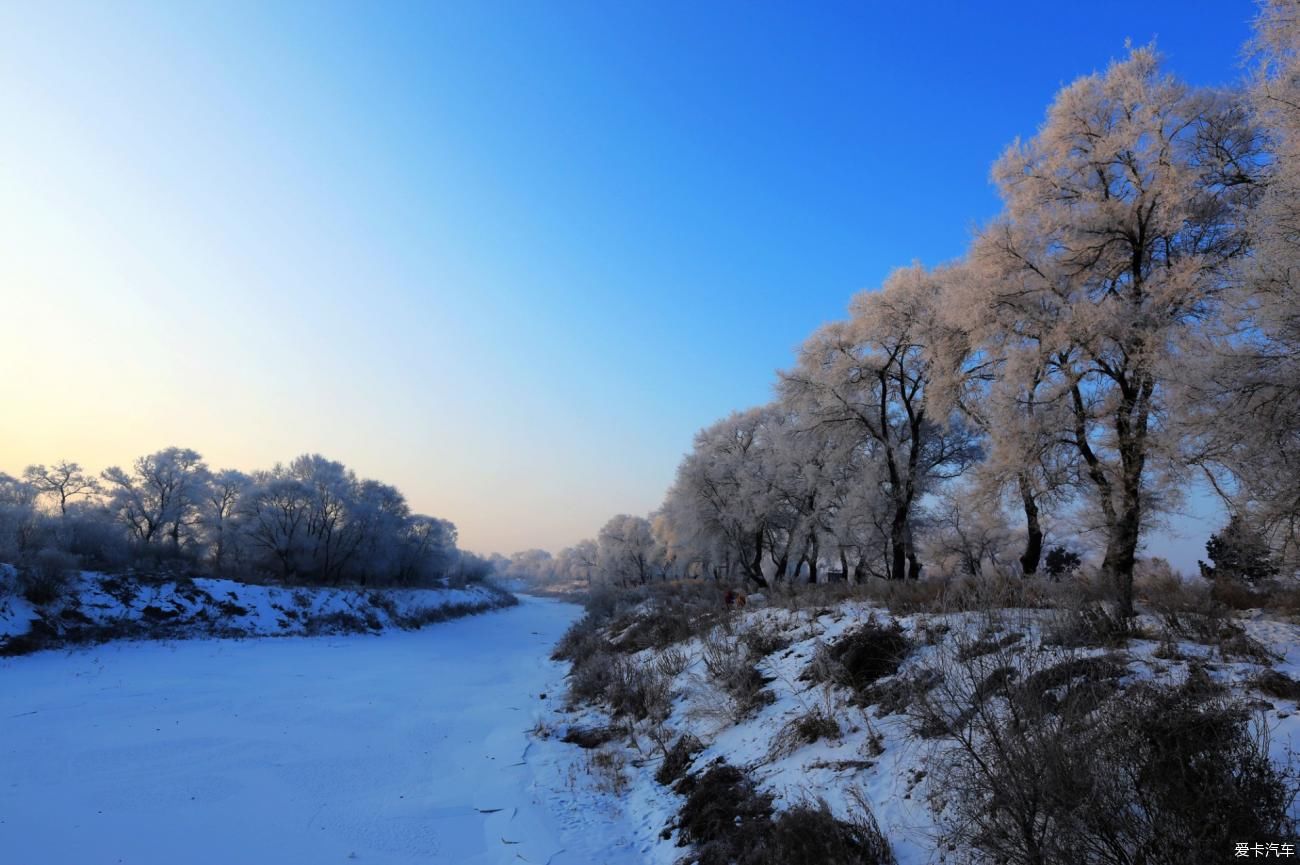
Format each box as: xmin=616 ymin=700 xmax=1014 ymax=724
xmin=544 ymin=598 xmax=1300 ymax=865
xmin=0 ymin=595 xmax=643 ymax=865
xmin=0 ymin=569 xmax=513 ymax=654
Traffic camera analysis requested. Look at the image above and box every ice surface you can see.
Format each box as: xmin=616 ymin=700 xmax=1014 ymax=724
xmin=0 ymin=595 xmax=641 ymax=865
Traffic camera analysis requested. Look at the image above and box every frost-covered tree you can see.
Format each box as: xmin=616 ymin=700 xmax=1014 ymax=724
xmin=821 ymin=449 xmax=896 ymax=581
xmin=972 ymin=46 xmax=1261 ymax=613
xmin=199 ymin=468 xmax=249 ymax=575
xmin=343 ymin=478 xmax=411 ymax=584
xmin=648 ymin=513 xmax=686 ymax=581
xmin=287 ymin=454 xmax=360 ymax=583
xmin=506 ymin=548 xmax=554 ymax=583
xmin=23 ymin=461 xmax=100 ymax=516
xmin=102 ymin=447 xmax=210 ymax=549
xmin=1189 ymin=3 xmax=1300 ymax=572
xmin=549 ymin=541 xmax=597 ymax=586
xmin=235 ymin=455 xmax=439 ymax=585
xmin=534 ymin=540 xmax=599 ymax=586
xmin=781 ymin=265 xmax=979 ymax=580
xmin=571 ymin=538 xmax=598 ymax=584
xmin=659 ymin=406 xmax=795 ymax=586
xmin=395 ymin=515 xmax=459 ymax=585
xmin=3 ymin=449 xmax=462 ymax=587
xmin=924 ymin=487 xmax=1016 ymax=578
xmin=240 ymin=471 xmax=312 ymax=580
xmin=932 ymin=264 xmax=1077 ymax=576
xmin=597 ymin=514 xmax=658 ymax=586
xmin=0 ymin=473 xmax=39 ymax=560
xmin=758 ymin=406 xmax=893 ymax=583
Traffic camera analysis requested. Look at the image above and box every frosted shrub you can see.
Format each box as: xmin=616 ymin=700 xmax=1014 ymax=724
xmin=19 ymin=548 xmax=77 ymax=605
xmin=608 ymin=657 xmax=672 ymax=722
xmin=911 ymin=636 xmax=1295 ymax=865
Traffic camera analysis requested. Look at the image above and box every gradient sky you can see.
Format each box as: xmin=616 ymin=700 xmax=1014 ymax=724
xmin=0 ymin=1 xmax=1256 ymax=567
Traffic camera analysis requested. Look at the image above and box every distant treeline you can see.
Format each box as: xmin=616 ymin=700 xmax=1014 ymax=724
xmin=0 ymin=449 xmax=491 ymax=589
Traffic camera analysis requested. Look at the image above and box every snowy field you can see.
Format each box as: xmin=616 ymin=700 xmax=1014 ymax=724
xmin=0 ymin=595 xmax=640 ymax=865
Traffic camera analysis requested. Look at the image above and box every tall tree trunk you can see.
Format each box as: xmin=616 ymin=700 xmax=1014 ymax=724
xmin=889 ymin=504 xmax=909 ymax=581
xmin=1104 ymin=361 xmax=1151 ymax=618
xmin=746 ymin=527 xmax=770 ymax=588
xmin=1103 ymin=460 xmax=1144 ymax=618
xmin=773 ymin=526 xmax=798 ymax=581
xmin=213 ymin=527 xmax=225 ymax=576
xmin=889 ymin=539 xmax=907 ymax=581
xmin=1102 ymin=507 xmax=1140 ymax=618
xmin=1018 ymin=472 xmax=1043 ymax=576
xmin=805 ymin=534 xmax=820 ymax=583
xmin=906 ymin=545 xmax=922 ymax=581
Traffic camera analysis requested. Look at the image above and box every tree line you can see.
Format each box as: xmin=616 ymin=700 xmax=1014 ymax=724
xmin=520 ymin=7 xmax=1300 ymax=616
xmin=0 ymin=448 xmax=486 ymax=588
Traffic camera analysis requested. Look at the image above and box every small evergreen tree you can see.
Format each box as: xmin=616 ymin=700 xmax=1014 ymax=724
xmin=1199 ymin=516 xmax=1279 ymax=584
xmin=1043 ymin=546 xmax=1082 ymax=580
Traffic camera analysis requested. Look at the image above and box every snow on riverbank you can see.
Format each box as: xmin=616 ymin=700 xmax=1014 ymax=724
xmin=0 ymin=567 xmax=514 ymax=655
xmin=540 ymin=594 xmax=1300 ymax=865
xmin=0 ymin=595 xmax=644 ymax=865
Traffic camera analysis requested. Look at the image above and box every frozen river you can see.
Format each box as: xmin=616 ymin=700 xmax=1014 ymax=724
xmin=0 ymin=595 xmax=637 ymax=865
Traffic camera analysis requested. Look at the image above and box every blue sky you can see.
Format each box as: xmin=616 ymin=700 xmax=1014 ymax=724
xmin=0 ymin=1 xmax=1256 ymax=565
